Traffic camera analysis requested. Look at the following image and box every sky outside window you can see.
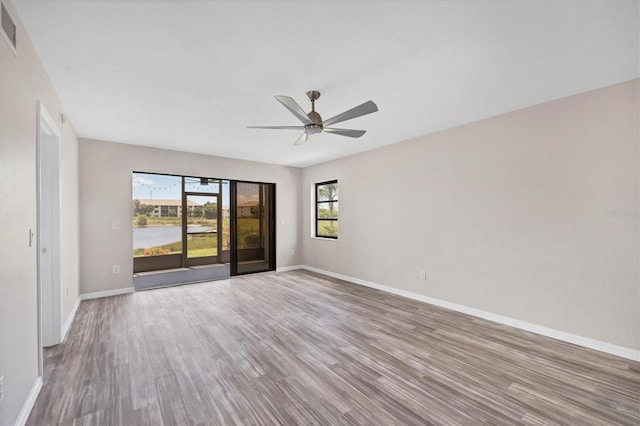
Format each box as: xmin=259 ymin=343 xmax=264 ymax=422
xmin=132 ymin=172 xmax=229 ymax=206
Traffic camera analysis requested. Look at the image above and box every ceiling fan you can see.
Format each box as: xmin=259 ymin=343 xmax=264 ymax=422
xmin=248 ymin=91 xmax=378 ymax=145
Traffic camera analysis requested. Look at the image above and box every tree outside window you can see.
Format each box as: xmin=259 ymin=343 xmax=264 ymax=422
xmin=315 ymin=180 xmax=338 ymax=238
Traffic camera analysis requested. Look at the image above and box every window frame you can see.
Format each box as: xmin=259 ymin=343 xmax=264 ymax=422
xmin=315 ymin=179 xmax=338 ymax=239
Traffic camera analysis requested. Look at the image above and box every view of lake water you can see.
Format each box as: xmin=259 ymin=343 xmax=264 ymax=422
xmin=133 ymin=226 xmax=213 ymax=249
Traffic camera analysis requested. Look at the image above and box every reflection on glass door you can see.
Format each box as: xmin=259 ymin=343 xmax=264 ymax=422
xmin=231 ymin=181 xmax=275 ymax=274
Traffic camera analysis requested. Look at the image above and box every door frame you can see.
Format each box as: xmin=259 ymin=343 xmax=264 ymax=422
xmin=183 ymin=191 xmax=222 ymax=267
xmin=36 ymin=101 xmax=62 ymax=367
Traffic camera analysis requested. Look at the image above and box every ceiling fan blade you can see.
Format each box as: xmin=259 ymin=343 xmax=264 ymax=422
xmin=324 ymin=128 xmax=366 ymax=138
xmin=247 ymin=126 xmax=305 ymax=130
xmin=275 ymin=96 xmax=313 ymax=125
xmin=322 ymin=100 xmax=378 ymax=127
xmin=293 ymin=132 xmax=308 ymax=145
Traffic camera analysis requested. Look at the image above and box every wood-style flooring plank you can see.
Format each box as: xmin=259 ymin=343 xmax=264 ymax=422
xmin=28 ymin=270 xmax=640 ymax=425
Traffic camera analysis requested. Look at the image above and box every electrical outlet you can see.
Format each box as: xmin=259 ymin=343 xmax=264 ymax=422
xmin=0 ymin=375 xmax=4 ymax=402
xmin=419 ymin=271 xmax=426 ymax=280
xmin=112 ymin=265 xmax=120 ymax=274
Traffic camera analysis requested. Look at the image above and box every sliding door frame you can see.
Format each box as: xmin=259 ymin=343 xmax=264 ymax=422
xmin=182 ymin=191 xmax=222 ymax=267
xmin=229 ymin=180 xmax=276 ymax=276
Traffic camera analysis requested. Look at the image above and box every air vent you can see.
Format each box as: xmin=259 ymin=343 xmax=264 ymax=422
xmin=1 ymin=2 xmax=17 ymax=54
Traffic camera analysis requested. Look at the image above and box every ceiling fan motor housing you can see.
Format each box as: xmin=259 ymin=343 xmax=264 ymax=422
xmin=306 ymin=110 xmax=323 ymax=133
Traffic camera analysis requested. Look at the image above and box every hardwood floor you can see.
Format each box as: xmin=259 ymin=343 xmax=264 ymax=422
xmin=28 ymin=270 xmax=639 ymax=425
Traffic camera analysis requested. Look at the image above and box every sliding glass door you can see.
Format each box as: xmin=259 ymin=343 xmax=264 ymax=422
xmin=133 ymin=173 xmax=229 ymax=273
xmin=133 ymin=173 xmax=275 ymax=278
xmin=230 ymin=181 xmax=276 ymax=275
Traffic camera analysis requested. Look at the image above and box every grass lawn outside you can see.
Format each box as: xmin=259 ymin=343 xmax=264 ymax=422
xmin=133 ymin=217 xmax=262 ymax=257
xmin=133 ymin=216 xmax=216 ymax=227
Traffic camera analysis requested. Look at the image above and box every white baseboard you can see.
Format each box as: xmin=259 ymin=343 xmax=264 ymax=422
xmin=79 ymin=286 xmax=135 ymax=301
xmin=300 ymin=265 xmax=640 ymax=362
xmin=15 ymin=376 xmax=42 ymax=426
xmin=61 ymin=299 xmax=80 ymax=342
xmin=276 ymin=265 xmax=304 ymax=272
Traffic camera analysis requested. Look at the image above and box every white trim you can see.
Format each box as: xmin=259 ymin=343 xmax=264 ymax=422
xmin=36 ymin=101 xmax=61 ymax=137
xmin=14 ymin=376 xmax=42 ymax=426
xmin=80 ymin=286 xmax=135 ymax=301
xmin=61 ymin=299 xmax=80 ymax=341
xmin=300 ymin=265 xmax=640 ymax=362
xmin=276 ymin=265 xmax=304 ymax=272
xmin=36 ymin=100 xmax=63 ymax=371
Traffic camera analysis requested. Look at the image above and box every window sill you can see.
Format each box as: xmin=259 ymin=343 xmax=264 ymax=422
xmin=310 ymin=236 xmax=339 ymax=241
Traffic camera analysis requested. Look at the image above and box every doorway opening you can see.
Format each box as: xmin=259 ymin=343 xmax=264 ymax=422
xmin=132 ymin=172 xmax=275 ymax=290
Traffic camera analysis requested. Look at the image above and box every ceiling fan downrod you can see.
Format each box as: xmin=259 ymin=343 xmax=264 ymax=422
xmin=305 ymin=91 xmax=323 ymax=133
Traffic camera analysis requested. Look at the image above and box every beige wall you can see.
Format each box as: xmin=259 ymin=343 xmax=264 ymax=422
xmin=303 ymin=79 xmax=639 ymax=351
xmin=79 ymin=139 xmax=302 ymax=294
xmin=0 ymin=1 xmax=80 ymax=423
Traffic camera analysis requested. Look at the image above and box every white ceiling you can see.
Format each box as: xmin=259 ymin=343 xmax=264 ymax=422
xmin=13 ymin=0 xmax=639 ymax=167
